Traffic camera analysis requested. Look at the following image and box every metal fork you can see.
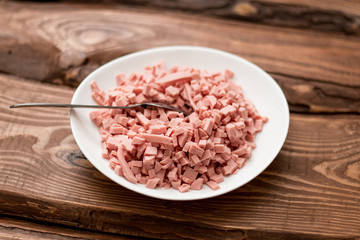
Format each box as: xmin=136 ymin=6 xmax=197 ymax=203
xmin=9 ymin=102 xmax=189 ymax=116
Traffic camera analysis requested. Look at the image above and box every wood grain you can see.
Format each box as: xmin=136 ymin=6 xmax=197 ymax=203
xmin=259 ymin=0 xmax=360 ymax=17
xmin=1 ymin=74 xmax=359 ymax=239
xmin=58 ymin=0 xmax=360 ymax=35
xmin=0 ymin=1 xmax=359 ymax=113
xmin=0 ymin=217 xmax=134 ymax=240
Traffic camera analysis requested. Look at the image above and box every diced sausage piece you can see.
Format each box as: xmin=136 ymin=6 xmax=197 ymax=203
xmin=101 ymin=142 xmax=108 ymax=159
xmin=190 ymin=178 xmax=204 ymax=190
xmin=255 ymin=119 xmax=264 ymax=132
xmin=115 ymin=95 xmax=129 ymax=106
xmin=122 ymin=139 xmax=134 ymax=153
xmin=215 ymin=129 xmax=227 ymax=138
xmin=171 ymin=180 xmax=181 ymax=189
xmin=236 ymin=157 xmax=246 ymax=168
xmin=198 ymin=139 xmax=207 ymax=149
xmin=178 ymin=183 xmax=191 ymax=193
xmin=225 ymin=69 xmax=234 ymax=79
xmin=169 ymin=66 xmax=178 ymax=73
xmin=106 ymin=137 xmax=119 ymax=151
xmin=214 ymin=144 xmax=225 ymax=153
xmin=144 ymin=146 xmax=158 ymax=156
xmin=201 ymin=174 xmax=209 ymax=183
xmin=114 ymin=115 xmax=128 ymax=127
xmin=116 ymin=73 xmax=126 ymax=86
xmin=175 ymin=151 xmax=185 ymax=159
xmin=102 ymin=118 xmax=115 ymax=130
xmin=157 ymin=71 xmax=192 ymax=87
xmin=198 ymin=128 xmax=208 ymax=138
xmin=174 ymin=127 xmax=184 ymax=136
xmin=223 ymin=159 xmax=238 ymax=175
xmin=207 ymin=95 xmax=217 ymax=108
xmin=152 ymin=161 xmax=161 ymax=173
xmin=158 ymin=108 xmax=168 ymax=122
xmin=234 ymin=121 xmax=245 ymax=129
xmin=232 ymin=145 xmax=248 ymax=156
xmin=220 ymin=105 xmax=236 ymax=116
xmin=136 ymin=112 xmax=150 ymax=128
xmin=140 ymin=133 xmax=172 ymax=144
xmin=188 ymin=144 xmax=205 ymax=158
xmin=205 ymin=140 xmax=214 ymax=150
xmin=151 ymin=110 xmax=158 ymax=119
xmin=184 ymin=83 xmax=197 ymax=111
xmin=129 ymin=160 xmax=143 ymax=168
xmin=89 ymin=110 xmax=106 ymax=121
xmin=183 ymin=167 xmax=198 ymax=184
xmin=143 ymin=155 xmax=155 ymax=166
xmin=167 ymin=168 xmax=178 ymax=182
xmin=210 ymin=174 xmax=224 ymax=183
xmin=225 ymin=123 xmax=237 ymax=141
xmin=193 ymin=94 xmax=203 ymax=102
xmin=109 ymin=157 xmax=120 ymax=169
xmin=206 ymin=167 xmax=216 ymax=177
xmin=114 ymin=165 xmax=124 ymax=177
xmin=156 ymin=169 xmax=166 ymax=184
xmin=145 ymin=177 xmax=160 ymax=189
xmin=144 ymin=109 xmax=152 ymax=118
xmin=167 ymin=111 xmax=179 ymax=119
xmin=132 ymin=136 xmax=145 ymax=145
xmin=130 ymin=123 xmax=141 ymax=133
xmin=213 ymin=112 xmax=221 ymax=125
xmin=149 ymin=124 xmax=167 ymax=134
xmin=127 ymin=93 xmax=136 ymax=103
xmin=110 ymin=124 xmax=128 ymax=135
xmin=202 ymin=119 xmax=214 ymax=135
xmin=172 ymin=135 xmax=178 ymax=147
xmin=137 ymin=144 xmax=147 ymax=159
xmin=206 ymin=181 xmax=220 ymax=190
xmin=165 ymin=85 xmax=180 ymax=97
xmin=176 ymin=134 xmax=186 ymax=149
xmin=200 ymin=149 xmax=212 ymax=161
xmin=160 ymin=156 xmax=171 ymax=165
xmin=117 ymin=148 xmax=137 ymax=184
xmin=188 ymin=112 xmax=200 ymax=124
xmin=168 ymin=118 xmax=182 ymax=128
xmin=213 ymin=154 xmax=225 ymax=164
xmin=131 ymin=166 xmax=141 ymax=175
xmin=194 ymin=165 xmax=207 ymax=174
xmin=190 ymin=154 xmax=201 ymax=165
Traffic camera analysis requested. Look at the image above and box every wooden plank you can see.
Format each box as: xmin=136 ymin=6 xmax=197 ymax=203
xmin=58 ymin=0 xmax=360 ymax=35
xmin=0 ymin=2 xmax=359 ymax=113
xmin=1 ymin=75 xmax=359 ymax=239
xmin=0 ymin=217 xmax=134 ymax=240
xmin=258 ymin=0 xmax=360 ymax=17
xmin=272 ymin=73 xmax=360 ymax=113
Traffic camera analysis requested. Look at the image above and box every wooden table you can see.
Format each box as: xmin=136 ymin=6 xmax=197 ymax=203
xmin=1 ymin=1 xmax=359 ymax=239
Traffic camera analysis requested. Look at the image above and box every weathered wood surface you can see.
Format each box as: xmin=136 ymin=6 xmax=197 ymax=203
xmin=0 ymin=2 xmax=359 ymax=113
xmin=0 ymin=217 xmax=133 ymax=240
xmin=1 ymin=74 xmax=359 ymax=239
xmin=1 ymin=1 xmax=360 ymax=239
xmin=58 ymin=0 xmax=360 ymax=35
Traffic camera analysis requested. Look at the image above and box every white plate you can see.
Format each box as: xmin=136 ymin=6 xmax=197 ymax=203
xmin=70 ymin=46 xmax=289 ymax=201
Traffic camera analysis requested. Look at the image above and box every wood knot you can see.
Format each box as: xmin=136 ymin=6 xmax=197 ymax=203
xmin=59 ymin=50 xmax=87 ymax=69
xmin=56 ymin=149 xmax=95 ymax=170
xmin=232 ymin=2 xmax=257 ymax=17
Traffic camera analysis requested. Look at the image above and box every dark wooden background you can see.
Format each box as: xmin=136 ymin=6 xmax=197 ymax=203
xmin=0 ymin=0 xmax=359 ymax=239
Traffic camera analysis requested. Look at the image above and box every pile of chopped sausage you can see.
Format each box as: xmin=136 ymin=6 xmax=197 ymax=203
xmin=89 ymin=61 xmax=267 ymax=192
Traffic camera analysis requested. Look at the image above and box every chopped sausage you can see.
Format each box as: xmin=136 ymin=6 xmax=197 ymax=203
xmin=89 ymin=61 xmax=267 ymax=192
